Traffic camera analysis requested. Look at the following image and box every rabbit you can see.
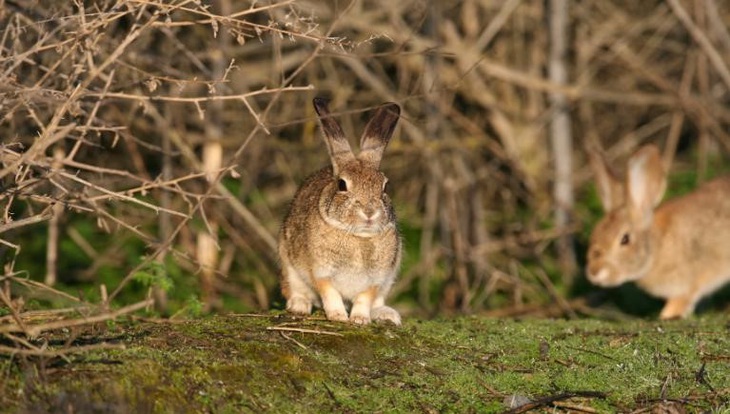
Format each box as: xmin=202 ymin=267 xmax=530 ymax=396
xmin=586 ymin=143 xmax=730 ymax=319
xmin=278 ymin=97 xmax=403 ymax=325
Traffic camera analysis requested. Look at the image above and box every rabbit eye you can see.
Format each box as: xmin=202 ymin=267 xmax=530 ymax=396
xmin=337 ymin=178 xmax=348 ymax=192
xmin=383 ymin=180 xmax=390 ymax=193
xmin=620 ymin=233 xmax=630 ymax=245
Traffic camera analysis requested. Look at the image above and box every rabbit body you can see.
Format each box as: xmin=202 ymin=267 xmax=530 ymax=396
xmin=587 ymin=144 xmax=730 ymax=319
xmin=279 ymin=98 xmax=402 ymax=325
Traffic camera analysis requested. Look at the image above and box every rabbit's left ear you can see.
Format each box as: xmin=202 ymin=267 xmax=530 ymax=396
xmin=358 ymin=103 xmax=400 ymax=168
xmin=626 ymin=144 xmax=667 ymax=228
xmin=587 ymin=144 xmax=623 ymax=212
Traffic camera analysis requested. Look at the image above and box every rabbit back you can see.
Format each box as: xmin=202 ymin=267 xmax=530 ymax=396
xmin=636 ymin=176 xmax=730 ymax=300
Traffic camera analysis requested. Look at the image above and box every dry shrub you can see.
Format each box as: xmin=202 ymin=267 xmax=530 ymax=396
xmin=2 ymin=0 xmax=730 ymax=346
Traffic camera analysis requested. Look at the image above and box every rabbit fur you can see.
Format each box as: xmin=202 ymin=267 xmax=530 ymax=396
xmin=587 ymin=143 xmax=730 ymax=319
xmin=278 ymin=98 xmax=402 ymax=325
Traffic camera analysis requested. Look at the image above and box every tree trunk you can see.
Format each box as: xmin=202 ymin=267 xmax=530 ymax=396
xmin=548 ymin=0 xmax=577 ymax=284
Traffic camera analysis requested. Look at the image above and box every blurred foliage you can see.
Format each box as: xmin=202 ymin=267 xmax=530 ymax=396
xmin=1 ymin=0 xmax=730 ymax=320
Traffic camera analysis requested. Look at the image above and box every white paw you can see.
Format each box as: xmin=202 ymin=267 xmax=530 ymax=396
xmin=325 ymin=309 xmax=349 ymax=323
xmin=349 ymin=312 xmax=371 ymax=325
xmin=371 ymin=306 xmax=401 ymax=326
xmin=286 ymin=297 xmax=312 ymax=315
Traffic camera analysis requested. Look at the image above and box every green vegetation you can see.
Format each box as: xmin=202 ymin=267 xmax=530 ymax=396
xmin=3 ymin=1 xmax=730 ymax=411
xmin=3 ymin=314 xmax=728 ymax=413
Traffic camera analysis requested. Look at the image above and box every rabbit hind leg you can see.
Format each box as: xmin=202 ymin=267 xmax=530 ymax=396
xmin=282 ymin=265 xmax=315 ymax=315
xmin=370 ymin=291 xmax=401 ymax=326
xmin=371 ymin=306 xmax=401 ymax=326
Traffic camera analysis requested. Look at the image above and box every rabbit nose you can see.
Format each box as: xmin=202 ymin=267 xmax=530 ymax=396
xmin=361 ymin=206 xmax=380 ymax=220
xmin=586 ymin=249 xmax=603 ymax=275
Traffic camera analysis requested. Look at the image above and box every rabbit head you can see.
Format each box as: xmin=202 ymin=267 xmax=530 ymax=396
xmin=586 ymin=144 xmax=667 ymax=287
xmin=312 ymin=97 xmax=400 ymax=237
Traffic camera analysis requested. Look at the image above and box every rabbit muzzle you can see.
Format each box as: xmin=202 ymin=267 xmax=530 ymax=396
xmin=587 ymin=267 xmax=620 ymax=287
xmin=587 ymin=244 xmax=649 ymax=287
xmin=586 ymin=246 xmax=623 ymax=287
xmin=359 ymin=205 xmax=381 ymax=223
xmin=352 ymin=207 xmax=389 ymax=236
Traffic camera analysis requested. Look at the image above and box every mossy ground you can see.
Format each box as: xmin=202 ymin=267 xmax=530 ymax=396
xmin=2 ymin=313 xmax=729 ymax=413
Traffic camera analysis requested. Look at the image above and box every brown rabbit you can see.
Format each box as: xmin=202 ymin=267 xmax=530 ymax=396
xmin=278 ymin=98 xmax=402 ymax=325
xmin=586 ymin=143 xmax=730 ymax=319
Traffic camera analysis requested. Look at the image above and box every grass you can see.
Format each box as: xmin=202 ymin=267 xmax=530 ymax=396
xmin=2 ymin=313 xmax=729 ymax=413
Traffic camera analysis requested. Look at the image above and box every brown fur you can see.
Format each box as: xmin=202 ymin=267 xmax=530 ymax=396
xmin=278 ymin=99 xmax=402 ymax=325
xmin=587 ymin=144 xmax=730 ymax=319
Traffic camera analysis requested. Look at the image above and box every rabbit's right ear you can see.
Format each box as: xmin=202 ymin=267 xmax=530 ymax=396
xmin=626 ymin=144 xmax=667 ymax=228
xmin=587 ymin=145 xmax=623 ymax=212
xmin=313 ymin=98 xmax=355 ymax=173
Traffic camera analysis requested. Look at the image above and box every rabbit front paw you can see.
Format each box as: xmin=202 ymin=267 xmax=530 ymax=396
xmin=286 ymin=296 xmax=312 ymax=315
xmin=349 ymin=311 xmax=371 ymax=325
xmin=371 ymin=306 xmax=401 ymax=326
xmin=325 ymin=309 xmax=349 ymax=322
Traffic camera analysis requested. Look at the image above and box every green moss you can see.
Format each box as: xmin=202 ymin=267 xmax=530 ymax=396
xmin=2 ymin=315 xmax=729 ymax=413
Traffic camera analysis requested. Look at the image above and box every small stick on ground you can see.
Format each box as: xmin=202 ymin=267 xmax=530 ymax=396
xmin=0 ymin=298 xmax=154 ymax=336
xmin=503 ymin=391 xmax=608 ymax=414
xmin=0 ymin=342 xmax=125 ymax=357
xmin=280 ymin=332 xmax=308 ymax=350
xmin=266 ymin=326 xmax=344 ymax=337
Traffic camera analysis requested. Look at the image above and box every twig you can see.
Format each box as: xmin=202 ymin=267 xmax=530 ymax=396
xmin=280 ymin=332 xmax=308 ymax=350
xmin=695 ymin=363 xmax=716 ymax=394
xmin=0 ymin=306 xmax=93 ymax=324
xmin=0 ymin=287 xmax=30 ymax=335
xmin=534 ymin=268 xmax=578 ymax=319
xmin=0 ymin=298 xmax=154 ymax=336
xmin=3 ymin=275 xmax=83 ymax=303
xmin=551 ymin=401 xmax=599 ymax=413
xmin=0 ymin=342 xmax=125 ymax=357
xmin=90 ymin=85 xmax=314 ymax=104
xmin=322 ymin=382 xmax=341 ymax=408
xmin=502 ymin=391 xmax=607 ymax=414
xmin=56 ymin=171 xmax=189 ymax=218
xmin=266 ymin=326 xmax=344 ymax=337
xmin=666 ymin=0 xmax=730 ymax=91
xmin=0 ymin=207 xmax=54 ymax=234
xmin=0 ymin=123 xmax=76 ymax=181
xmin=230 ymin=313 xmax=280 ymax=318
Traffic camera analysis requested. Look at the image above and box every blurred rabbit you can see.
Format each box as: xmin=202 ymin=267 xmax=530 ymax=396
xmin=278 ymin=98 xmax=402 ymax=325
xmin=586 ymin=143 xmax=730 ymax=319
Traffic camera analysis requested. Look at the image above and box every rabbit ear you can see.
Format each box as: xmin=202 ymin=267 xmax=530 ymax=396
xmin=358 ymin=103 xmax=401 ymax=168
xmin=626 ymin=144 xmax=667 ymax=228
xmin=587 ymin=145 xmax=623 ymax=212
xmin=313 ymin=98 xmax=355 ymax=173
